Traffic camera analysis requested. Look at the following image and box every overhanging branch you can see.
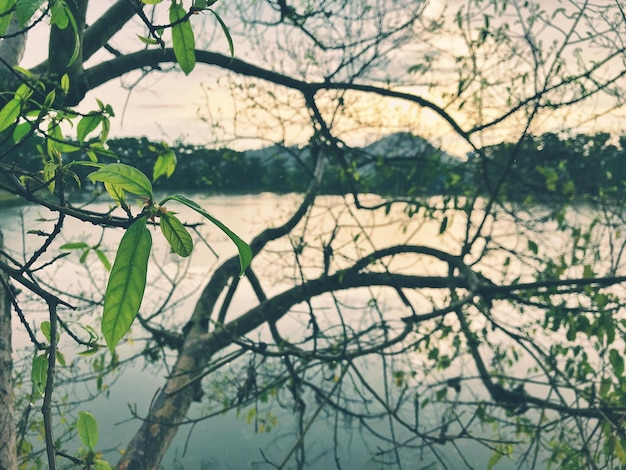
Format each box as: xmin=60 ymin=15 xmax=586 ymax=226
xmin=83 ymin=49 xmax=472 ymax=142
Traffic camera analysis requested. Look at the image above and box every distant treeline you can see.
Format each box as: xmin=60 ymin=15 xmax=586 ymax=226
xmin=104 ymin=136 xmax=462 ymax=196
xmin=479 ymin=132 xmax=626 ymax=201
xmin=2 ymin=134 xmax=461 ymax=196
xmin=3 ymin=132 xmax=625 ymax=199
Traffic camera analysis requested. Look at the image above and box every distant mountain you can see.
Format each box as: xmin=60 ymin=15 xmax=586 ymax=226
xmin=361 ymin=132 xmax=461 ymax=166
xmin=243 ymin=132 xmax=461 ymax=167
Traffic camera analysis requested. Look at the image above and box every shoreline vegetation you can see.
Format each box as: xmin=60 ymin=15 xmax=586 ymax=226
xmin=1 ymin=131 xmax=624 ymax=202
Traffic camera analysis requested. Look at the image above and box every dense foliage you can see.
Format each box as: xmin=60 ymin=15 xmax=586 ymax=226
xmin=7 ymin=131 xmax=626 ymax=201
xmin=480 ymin=132 xmax=626 ymax=202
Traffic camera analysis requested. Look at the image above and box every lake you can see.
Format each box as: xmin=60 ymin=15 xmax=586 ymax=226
xmin=2 ymin=193 xmax=614 ymax=469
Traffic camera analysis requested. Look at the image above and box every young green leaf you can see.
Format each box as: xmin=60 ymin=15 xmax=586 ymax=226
xmin=78 ymin=347 xmax=100 ymax=357
xmin=96 ymin=249 xmax=111 ymax=271
xmin=49 ymin=0 xmax=69 ymax=29
xmin=102 ymin=217 xmax=152 ymax=351
xmin=0 ymin=1 xmax=16 ymax=36
xmin=43 ymin=161 xmax=59 ymax=193
xmin=0 ymin=98 xmax=21 ymax=133
xmin=12 ymin=121 xmax=33 ymax=143
xmin=43 ymin=89 xmax=56 ymax=109
xmin=100 ymin=116 xmax=111 ymax=141
xmin=32 ymin=353 xmax=47 ymax=397
xmin=56 ymin=350 xmax=66 ymax=367
xmin=104 ymin=181 xmax=126 ymax=205
xmin=46 ymin=121 xmax=64 ymax=161
xmin=153 ymin=149 xmax=177 ymax=181
xmin=610 ymin=349 xmax=624 ymax=376
xmin=14 ymin=83 xmax=33 ymax=101
xmin=160 ymin=212 xmax=193 ymax=257
xmin=136 ymin=34 xmax=159 ymax=45
xmin=60 ymin=241 xmax=90 ymax=250
xmin=15 ymin=0 xmax=45 ymax=26
xmin=46 ymin=3 xmax=79 ymax=64
xmin=170 ymin=2 xmax=196 ymax=75
xmin=60 ymin=73 xmax=70 ymax=93
xmin=141 ymin=0 xmax=163 ymax=3
xmin=77 ymin=411 xmax=99 ymax=451
xmin=487 ymin=451 xmax=503 ymax=470
xmin=89 ymin=163 xmax=153 ymax=201
xmin=208 ymin=9 xmax=234 ymax=58
xmin=160 ymin=194 xmax=252 ymax=276
xmin=93 ymin=460 xmax=113 ymax=470
xmin=12 ymin=65 xmax=32 ymax=78
xmin=77 ymin=112 xmax=102 ymax=144
xmin=41 ymin=321 xmax=51 ymax=343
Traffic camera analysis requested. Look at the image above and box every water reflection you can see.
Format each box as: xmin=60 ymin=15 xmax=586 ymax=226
xmin=4 ymin=194 xmax=617 ymax=469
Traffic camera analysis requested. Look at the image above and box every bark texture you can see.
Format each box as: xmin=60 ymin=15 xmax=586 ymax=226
xmin=0 ymin=15 xmax=23 ymax=469
xmin=0 ymin=230 xmax=17 ymax=470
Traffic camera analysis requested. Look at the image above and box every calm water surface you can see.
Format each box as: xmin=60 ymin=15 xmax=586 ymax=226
xmin=3 ymin=193 xmax=552 ymax=469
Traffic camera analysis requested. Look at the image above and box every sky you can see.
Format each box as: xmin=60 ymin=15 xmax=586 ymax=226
xmin=11 ymin=0 xmax=626 ymax=155
xmin=14 ymin=1 xmax=466 ymax=152
xmin=19 ymin=1 xmax=234 ymax=146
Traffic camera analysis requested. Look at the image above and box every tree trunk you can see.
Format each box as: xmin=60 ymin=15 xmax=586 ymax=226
xmin=116 ymin=327 xmax=214 ymax=470
xmin=0 ymin=230 xmax=18 ymax=470
xmin=0 ymin=14 xmax=26 ymax=470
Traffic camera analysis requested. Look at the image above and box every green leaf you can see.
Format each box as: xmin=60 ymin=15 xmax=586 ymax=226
xmin=89 ymin=163 xmax=153 ymax=201
xmin=60 ymin=242 xmax=90 ymax=250
xmin=12 ymin=65 xmax=32 ymax=78
xmin=77 ymin=411 xmax=99 ymax=451
xmin=15 ymin=0 xmax=45 ymax=26
xmin=136 ymin=34 xmax=159 ymax=45
xmin=78 ymin=347 xmax=100 ymax=357
xmin=0 ymin=1 xmax=16 ymax=36
xmin=63 ymin=2 xmax=80 ymax=65
xmin=12 ymin=121 xmax=32 ymax=143
xmin=160 ymin=212 xmax=193 ymax=257
xmin=56 ymin=350 xmax=66 ymax=366
xmin=610 ymin=349 xmax=624 ymax=377
xmin=160 ymin=194 xmax=252 ymax=276
xmin=170 ymin=3 xmax=196 ymax=75
xmin=60 ymin=73 xmax=70 ymax=93
xmin=32 ymin=353 xmax=47 ymax=397
xmin=104 ymin=181 xmax=126 ymax=205
xmin=43 ymin=161 xmax=58 ymax=193
xmin=101 ymin=217 xmax=152 ymax=351
xmin=96 ymin=249 xmax=111 ymax=271
xmin=100 ymin=116 xmax=110 ymax=142
xmin=93 ymin=460 xmax=113 ymax=470
xmin=615 ymin=437 xmax=626 ymax=464
xmin=141 ymin=0 xmax=163 ymax=3
xmin=41 ymin=321 xmax=51 ymax=342
xmin=153 ymin=149 xmax=177 ymax=181
xmin=208 ymin=8 xmax=234 ymax=58
xmin=487 ymin=451 xmax=503 ymax=470
xmin=49 ymin=0 xmax=69 ymax=29
xmin=14 ymin=83 xmax=33 ymax=101
xmin=77 ymin=112 xmax=102 ymax=144
xmin=46 ymin=121 xmax=63 ymax=161
xmin=0 ymin=98 xmax=21 ymax=133
xmin=43 ymin=89 xmax=56 ymax=109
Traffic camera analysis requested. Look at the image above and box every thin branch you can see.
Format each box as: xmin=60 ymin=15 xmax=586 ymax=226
xmin=42 ymin=302 xmax=59 ymax=470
